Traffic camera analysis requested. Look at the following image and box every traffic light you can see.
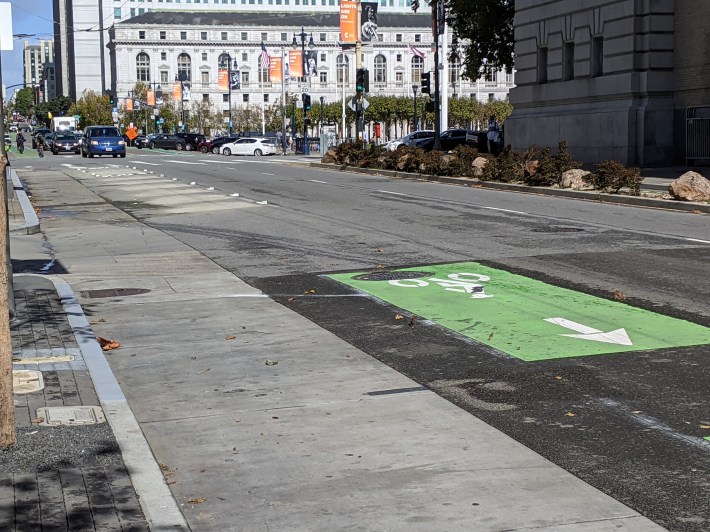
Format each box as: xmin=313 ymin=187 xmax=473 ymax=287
xmin=302 ymin=93 xmax=312 ymax=111
xmin=421 ymin=72 xmax=431 ymax=94
xmin=106 ymin=91 xmax=116 ymax=106
xmin=356 ymin=68 xmax=369 ymax=93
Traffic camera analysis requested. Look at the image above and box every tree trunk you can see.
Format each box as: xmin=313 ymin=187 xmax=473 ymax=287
xmin=0 ymin=155 xmax=16 ymax=448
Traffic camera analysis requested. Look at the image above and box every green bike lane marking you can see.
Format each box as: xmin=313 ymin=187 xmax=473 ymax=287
xmin=328 ymin=262 xmax=710 ymax=362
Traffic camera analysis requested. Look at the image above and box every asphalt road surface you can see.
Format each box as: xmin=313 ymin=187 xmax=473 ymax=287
xmin=16 ymin=148 xmax=710 ymax=531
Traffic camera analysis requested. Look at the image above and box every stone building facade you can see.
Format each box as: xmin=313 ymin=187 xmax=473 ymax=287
xmin=507 ymin=0 xmax=688 ymax=165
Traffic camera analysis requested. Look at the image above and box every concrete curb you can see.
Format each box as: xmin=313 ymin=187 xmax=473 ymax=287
xmin=20 ymin=273 xmax=190 ymax=532
xmin=9 ymin=168 xmax=41 ymax=234
xmin=308 ymin=162 xmax=710 ymax=214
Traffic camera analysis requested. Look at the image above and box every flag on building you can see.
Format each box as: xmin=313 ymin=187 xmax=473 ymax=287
xmin=409 ymin=44 xmax=425 ymax=59
xmin=260 ymin=42 xmax=270 ymax=69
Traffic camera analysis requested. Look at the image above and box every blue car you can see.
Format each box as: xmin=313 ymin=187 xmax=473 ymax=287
xmin=81 ymin=126 xmax=126 ymax=158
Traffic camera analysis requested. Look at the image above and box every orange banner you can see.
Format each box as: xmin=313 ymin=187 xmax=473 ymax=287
xmin=218 ymin=69 xmax=228 ymax=91
xmin=340 ymin=1 xmax=358 ymax=43
xmin=289 ymin=50 xmax=303 ymax=79
xmin=146 ymin=90 xmax=155 ymax=106
xmin=126 ymin=99 xmax=133 ymax=112
xmin=172 ymin=82 xmax=182 ymax=101
xmin=269 ymin=56 xmax=283 ymax=83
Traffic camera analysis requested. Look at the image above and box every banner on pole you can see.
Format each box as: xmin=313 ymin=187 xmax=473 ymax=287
xmin=339 ymin=1 xmax=358 ymax=44
xmin=289 ymin=50 xmax=303 ymax=78
xmin=218 ymin=69 xmax=228 ymax=91
xmin=146 ymin=90 xmax=155 ymax=106
xmin=126 ymin=99 xmax=133 ymax=111
xmin=172 ymin=82 xmax=182 ymax=101
xmin=269 ymin=56 xmax=283 ymax=84
xmin=361 ymin=1 xmax=379 ymax=42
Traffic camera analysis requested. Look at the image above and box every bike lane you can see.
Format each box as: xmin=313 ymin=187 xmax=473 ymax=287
xmin=329 ymin=262 xmax=710 ymax=362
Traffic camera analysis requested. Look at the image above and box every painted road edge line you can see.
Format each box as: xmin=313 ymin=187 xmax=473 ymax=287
xmin=377 ymin=190 xmax=408 ymax=196
xmin=686 ymin=238 xmax=710 ymax=244
xmin=482 ymin=206 xmax=528 ymax=215
xmin=43 ymin=275 xmax=190 ymax=531
xmin=310 ymin=179 xmax=328 ymax=184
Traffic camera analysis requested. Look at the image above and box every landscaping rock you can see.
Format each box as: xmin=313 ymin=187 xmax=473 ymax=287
xmin=396 ymin=154 xmax=411 ymax=171
xmin=472 ymin=157 xmax=488 ymax=178
xmin=561 ymin=169 xmax=592 ymax=190
xmin=669 ymin=171 xmax=710 ymax=202
xmin=441 ymin=154 xmax=457 ymax=166
xmin=525 ymin=160 xmax=540 ymax=176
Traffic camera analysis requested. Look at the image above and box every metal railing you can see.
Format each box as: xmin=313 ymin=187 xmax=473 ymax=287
xmin=686 ymin=106 xmax=710 ymax=165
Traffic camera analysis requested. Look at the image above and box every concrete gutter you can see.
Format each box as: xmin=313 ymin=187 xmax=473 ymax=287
xmin=9 ymin=168 xmax=41 ymax=234
xmin=309 ymin=162 xmax=710 ymax=214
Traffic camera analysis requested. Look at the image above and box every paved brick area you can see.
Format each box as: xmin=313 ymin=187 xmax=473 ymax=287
xmin=2 ymin=276 xmax=149 ymax=531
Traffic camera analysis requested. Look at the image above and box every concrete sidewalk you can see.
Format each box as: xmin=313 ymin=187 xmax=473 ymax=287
xmin=6 ymin=163 xmax=667 ymax=530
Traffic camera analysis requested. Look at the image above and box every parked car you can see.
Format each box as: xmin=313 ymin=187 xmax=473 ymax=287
xmin=384 ymin=130 xmax=434 ymax=151
xmin=51 ymin=132 xmax=81 ymax=155
xmin=220 ymin=137 xmax=277 ymax=157
xmin=81 ymin=126 xmax=126 ymax=158
xmin=414 ymin=129 xmax=477 ymax=152
xmin=197 ymin=135 xmax=239 ymax=154
xmin=3 ymin=133 xmax=11 ymax=149
xmin=133 ymin=135 xmax=153 ymax=149
xmin=31 ymin=128 xmax=51 ymax=149
xmin=147 ymin=134 xmax=187 ymax=150
xmin=174 ymin=132 xmax=206 ymax=151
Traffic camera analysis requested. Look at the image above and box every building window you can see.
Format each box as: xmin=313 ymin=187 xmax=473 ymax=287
xmin=177 ymin=53 xmax=192 ymax=82
xmin=264 ymin=93 xmax=269 ymax=103
xmin=180 ymin=31 xmax=187 ymax=40
xmin=563 ymin=42 xmax=574 ymax=81
xmin=320 ymin=53 xmax=326 ymax=62
xmin=202 ymin=52 xmax=208 ymax=61
xmin=221 ymin=32 xmax=228 ymax=41
xmin=396 ymin=53 xmax=402 ymax=62
xmin=337 ymin=54 xmax=349 ymax=85
xmin=395 ymin=34 xmax=402 ymax=42
xmin=218 ymin=53 xmax=232 ymax=69
xmin=243 ymin=94 xmax=249 ymax=102
xmin=241 ymin=71 xmax=249 ymax=86
xmin=201 ymin=31 xmax=208 ymax=40
xmin=203 ymin=94 xmax=209 ymax=102
xmin=160 ymin=70 xmax=169 ymax=83
xmin=414 ymin=34 xmax=421 ymax=42
xmin=223 ymin=94 xmax=229 ymax=102
xmin=411 ymin=55 xmax=423 ymax=83
xmin=136 ymin=52 xmax=150 ymax=82
xmin=258 ymin=64 xmax=270 ymax=83
xmin=281 ymin=32 xmax=288 ymax=41
xmin=592 ymin=37 xmax=603 ymax=77
xmin=319 ymin=71 xmax=327 ymax=84
xmin=241 ymin=32 xmax=248 ymax=40
xmin=161 ymin=52 xmax=167 ymax=61
xmin=201 ymin=71 xmax=209 ymax=84
xmin=319 ymin=33 xmax=326 ymax=42
xmin=242 ymin=52 xmax=248 ymax=62
xmin=114 ymin=8 xmax=121 ymax=19
xmin=139 ymin=31 xmax=146 ymax=40
xmin=160 ymin=31 xmax=166 ymax=40
xmin=395 ymin=71 xmax=403 ymax=86
xmin=261 ymin=32 xmax=268 ymax=41
xmin=374 ymin=54 xmax=386 ymax=84
xmin=537 ymin=46 xmax=548 ymax=84
xmin=449 ymin=60 xmax=459 ymax=85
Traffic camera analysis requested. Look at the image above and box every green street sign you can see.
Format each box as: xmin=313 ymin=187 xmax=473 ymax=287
xmin=328 ymin=262 xmax=710 ymax=362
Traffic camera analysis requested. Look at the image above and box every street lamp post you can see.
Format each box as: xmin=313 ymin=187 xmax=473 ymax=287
xmin=226 ymin=55 xmax=238 ymax=135
xmin=412 ymin=84 xmax=419 ymax=133
xmin=319 ymin=96 xmax=325 ymax=138
xmin=175 ymin=75 xmax=185 ymax=133
xmin=292 ymin=27 xmax=314 ymax=155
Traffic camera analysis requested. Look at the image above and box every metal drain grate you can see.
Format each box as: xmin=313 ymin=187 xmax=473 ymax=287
xmin=354 ymin=271 xmax=433 ymax=281
xmin=531 ymin=227 xmax=584 ymax=233
xmin=80 ymin=288 xmax=151 ymax=298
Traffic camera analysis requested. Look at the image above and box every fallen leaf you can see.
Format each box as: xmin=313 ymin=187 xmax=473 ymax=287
xmin=90 ymin=318 xmax=107 ymax=325
xmin=394 ymin=314 xmax=404 ymax=320
xmin=187 ymin=497 xmax=206 ymax=505
xmin=376 ymin=264 xmax=386 ymax=269
xmin=700 ymin=425 xmax=710 ymax=429
xmin=304 ymin=289 xmax=316 ymax=294
xmin=225 ymin=335 xmax=236 ymax=340
xmin=554 ymin=376 xmax=563 ymax=380
xmin=565 ymin=412 xmax=576 ymax=417
xmin=265 ymin=359 xmax=279 ymax=366
xmin=31 ymin=417 xmax=44 ymax=424
xmin=488 ymin=332 xmax=495 ymax=340
xmin=97 ymin=337 xmax=121 ymax=351
xmin=613 ymin=290 xmax=626 ymax=301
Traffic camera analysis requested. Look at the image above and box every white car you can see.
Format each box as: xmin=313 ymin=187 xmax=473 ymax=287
xmin=220 ymin=137 xmax=277 ymax=156
xmin=385 ymin=130 xmax=435 ymax=151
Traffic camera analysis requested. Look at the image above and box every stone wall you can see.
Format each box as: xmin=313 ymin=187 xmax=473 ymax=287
xmin=507 ymin=0 xmax=676 ymax=166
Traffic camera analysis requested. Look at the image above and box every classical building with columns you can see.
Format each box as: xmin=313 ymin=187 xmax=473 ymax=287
xmin=107 ymin=11 xmax=514 ymax=131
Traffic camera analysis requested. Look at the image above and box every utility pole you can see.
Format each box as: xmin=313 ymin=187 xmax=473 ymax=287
xmin=355 ymin=0 xmax=363 ymax=145
xmin=432 ymin=0 xmax=442 ymax=151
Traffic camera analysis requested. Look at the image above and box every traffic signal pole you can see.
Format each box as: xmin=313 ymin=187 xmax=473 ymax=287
xmin=432 ymin=0 xmax=442 ymax=151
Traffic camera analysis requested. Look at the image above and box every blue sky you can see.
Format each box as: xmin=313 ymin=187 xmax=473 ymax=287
xmin=1 ymin=0 xmax=54 ymax=99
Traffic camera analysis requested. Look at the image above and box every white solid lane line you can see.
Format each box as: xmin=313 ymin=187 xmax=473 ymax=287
xmin=310 ymin=180 xmax=328 ymax=184
xmin=377 ymin=190 xmax=408 ymax=196
xmin=686 ymin=238 xmax=710 ymax=244
xmin=131 ymin=161 xmax=161 ymax=165
xmin=482 ymin=206 xmax=528 ymax=215
xmin=261 ymin=173 xmax=275 ymax=176
xmin=197 ymin=159 xmax=242 ymax=164
xmin=162 ymin=160 xmax=206 ymax=165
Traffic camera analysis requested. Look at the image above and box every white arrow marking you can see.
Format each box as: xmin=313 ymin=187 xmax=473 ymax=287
xmin=544 ymin=317 xmax=633 ymax=346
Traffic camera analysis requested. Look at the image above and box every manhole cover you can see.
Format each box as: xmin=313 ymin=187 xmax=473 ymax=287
xmin=36 ymin=406 xmax=105 ymax=426
xmin=80 ymin=288 xmax=151 ymax=298
xmin=13 ymin=370 xmax=44 ymax=394
xmin=354 ymin=271 xmax=433 ymax=281
xmin=531 ymin=227 xmax=584 ymax=233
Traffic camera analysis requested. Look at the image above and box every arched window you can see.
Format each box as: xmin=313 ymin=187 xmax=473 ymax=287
xmin=411 ymin=56 xmax=423 ymax=84
xmin=337 ymin=54 xmax=349 ymax=85
xmin=374 ymin=54 xmax=386 ymax=85
xmin=136 ymin=52 xmax=150 ymax=82
xmin=449 ymin=60 xmax=460 ymax=85
xmin=218 ymin=53 xmax=232 ymax=70
xmin=177 ymin=53 xmax=192 ymax=83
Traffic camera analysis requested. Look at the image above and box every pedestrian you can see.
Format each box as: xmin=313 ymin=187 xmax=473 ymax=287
xmin=16 ymin=131 xmax=26 ymax=154
xmin=487 ymin=118 xmax=501 ymax=156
